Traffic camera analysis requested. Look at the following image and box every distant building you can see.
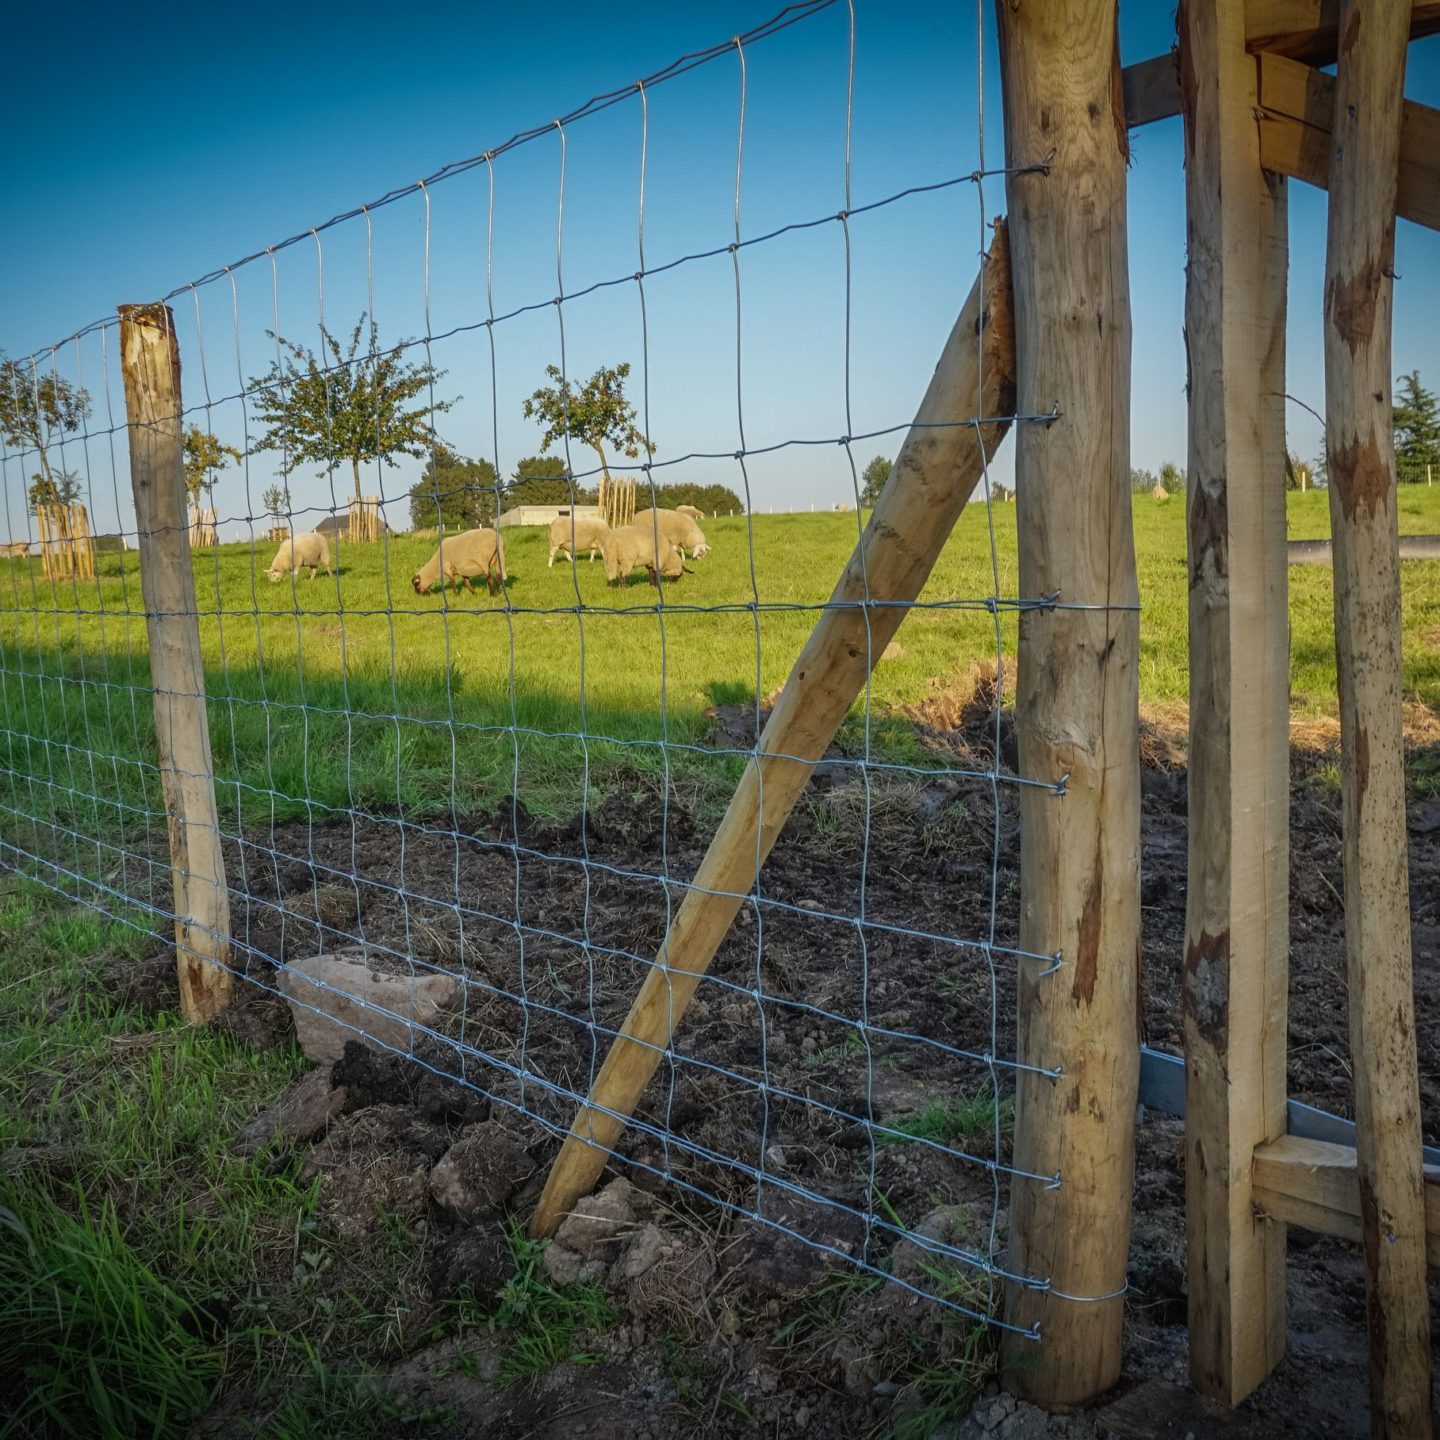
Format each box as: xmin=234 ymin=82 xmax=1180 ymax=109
xmin=315 ymin=512 xmax=391 ymax=540
xmin=497 ymin=504 xmax=603 ymax=529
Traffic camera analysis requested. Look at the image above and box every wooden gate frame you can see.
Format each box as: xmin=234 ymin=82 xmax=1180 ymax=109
xmin=1125 ymin=3 xmax=1438 ymax=1432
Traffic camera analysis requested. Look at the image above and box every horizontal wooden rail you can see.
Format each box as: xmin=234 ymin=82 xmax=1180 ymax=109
xmin=1245 ymin=0 xmax=1440 ymax=63
xmin=1118 ymin=49 xmax=1440 ymax=238
xmin=1252 ymin=1136 xmax=1440 ymax=1266
xmin=1256 ymin=53 xmax=1440 ymax=235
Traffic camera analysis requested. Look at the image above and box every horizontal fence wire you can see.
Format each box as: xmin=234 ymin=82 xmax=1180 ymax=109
xmin=0 ymin=0 xmax=1122 ymax=1339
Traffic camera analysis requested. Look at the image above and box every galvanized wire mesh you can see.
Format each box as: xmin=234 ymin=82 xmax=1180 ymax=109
xmin=0 ymin=0 xmax=1076 ymax=1335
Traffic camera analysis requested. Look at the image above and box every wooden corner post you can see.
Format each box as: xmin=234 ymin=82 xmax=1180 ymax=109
xmin=1322 ymin=10 xmax=1433 ymax=1437
xmin=1177 ymin=0 xmax=1291 ymax=1406
xmin=119 ymin=303 xmax=233 ymax=1024
xmin=996 ymin=0 xmax=1140 ymax=1409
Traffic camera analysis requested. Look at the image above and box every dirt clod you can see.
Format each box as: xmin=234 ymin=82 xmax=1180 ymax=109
xmin=428 ymin=1120 xmax=535 ymax=1222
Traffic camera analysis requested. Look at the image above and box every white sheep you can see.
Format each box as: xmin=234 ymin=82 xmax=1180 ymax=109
xmin=602 ymin=524 xmax=687 ymax=586
xmin=411 ymin=527 xmax=507 ymax=596
xmin=266 ymin=531 xmax=331 ymax=582
xmin=674 ymin=504 xmax=705 ymax=520
xmin=547 ymin=513 xmax=610 ymax=567
xmin=632 ymin=507 xmax=710 ymax=560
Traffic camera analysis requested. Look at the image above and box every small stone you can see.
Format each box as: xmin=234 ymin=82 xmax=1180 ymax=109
xmin=280 ymin=951 xmax=460 ymax=1065
xmin=794 ymin=1407 xmax=809 ymax=1429
xmin=236 ymin=1069 xmax=350 ymax=1155
xmin=554 ymin=1178 xmax=644 ymax=1262
xmin=544 ymin=1241 xmax=607 ymax=1287
xmin=614 ymin=1223 xmax=668 ymax=1281
xmin=428 ymin=1121 xmax=536 ymax=1222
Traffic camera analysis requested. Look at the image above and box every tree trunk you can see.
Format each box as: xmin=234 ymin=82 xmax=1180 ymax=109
xmin=351 ymin=456 xmax=362 ymax=503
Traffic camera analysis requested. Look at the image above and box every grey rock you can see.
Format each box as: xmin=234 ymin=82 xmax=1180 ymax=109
xmin=280 ymin=951 xmax=459 ymax=1065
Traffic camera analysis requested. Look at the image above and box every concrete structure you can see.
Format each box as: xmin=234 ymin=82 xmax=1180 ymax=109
xmin=497 ymin=504 xmax=602 ymax=529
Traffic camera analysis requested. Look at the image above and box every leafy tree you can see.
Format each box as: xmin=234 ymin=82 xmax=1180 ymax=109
xmin=637 ymin=481 xmax=744 ymax=516
xmin=27 ymin=471 xmax=82 ymax=512
xmin=261 ymin=485 xmax=289 ymax=526
xmin=859 ymin=455 xmax=892 ymax=506
xmin=1158 ymin=460 xmax=1185 ymax=494
xmin=0 ymin=355 xmax=92 ymax=501
xmin=1285 ymin=453 xmax=1315 ymax=491
xmin=1394 ymin=370 xmax=1440 ymax=482
xmin=246 ymin=315 xmax=456 ymax=501
xmin=183 ymin=427 xmax=242 ymax=508
xmin=409 ymin=449 xmax=501 ymax=530
xmin=522 ymin=363 xmax=652 ymax=483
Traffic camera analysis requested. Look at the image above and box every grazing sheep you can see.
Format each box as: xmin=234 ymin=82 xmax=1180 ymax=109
xmin=266 ymin=531 xmax=331 ymax=582
xmin=632 ymin=507 xmax=710 ymax=560
xmin=602 ymin=524 xmax=687 ymax=586
xmin=547 ymin=514 xmax=610 ymax=567
xmin=674 ymin=504 xmax=704 ymax=520
xmin=411 ymin=527 xmax=506 ymax=596
xmin=0 ymin=540 xmax=31 ymax=559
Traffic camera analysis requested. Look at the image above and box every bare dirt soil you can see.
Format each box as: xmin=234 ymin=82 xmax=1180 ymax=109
xmin=113 ymin=683 xmax=1440 ymax=1437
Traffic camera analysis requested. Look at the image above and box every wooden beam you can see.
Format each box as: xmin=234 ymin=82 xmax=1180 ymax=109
xmin=1253 ymin=1137 xmax=1440 ymax=1265
xmin=1323 ymin=6 xmax=1433 ymax=1435
xmin=1177 ymin=0 xmax=1291 ymax=1408
xmin=1122 ymin=51 xmax=1181 ymax=127
xmin=1246 ymin=0 xmax=1440 ymax=63
xmin=996 ymin=0 xmax=1140 ymax=1411
xmin=1257 ymin=52 xmax=1440 ymax=234
xmin=529 ymin=226 xmax=1018 ymax=1239
xmin=118 ymin=304 xmax=233 ymax=1025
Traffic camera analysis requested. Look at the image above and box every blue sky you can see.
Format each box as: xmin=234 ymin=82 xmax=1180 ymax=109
xmin=2 ymin=0 xmax=1437 ymax=538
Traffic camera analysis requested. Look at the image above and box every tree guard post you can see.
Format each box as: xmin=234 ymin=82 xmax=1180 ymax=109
xmin=1322 ymin=7 xmax=1433 ymax=1435
xmin=996 ymin=0 xmax=1141 ymax=1409
xmin=119 ymin=302 xmax=233 ymax=1024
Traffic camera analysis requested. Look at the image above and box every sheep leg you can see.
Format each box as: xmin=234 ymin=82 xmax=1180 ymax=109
xmin=646 ymin=565 xmax=659 ymax=587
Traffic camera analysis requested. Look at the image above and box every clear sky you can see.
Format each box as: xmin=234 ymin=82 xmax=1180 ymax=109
xmin=2 ymin=0 xmax=1438 ymax=537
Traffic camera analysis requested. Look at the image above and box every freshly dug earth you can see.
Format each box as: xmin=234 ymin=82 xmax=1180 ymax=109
xmin=119 ymin=690 xmax=1440 ymax=1436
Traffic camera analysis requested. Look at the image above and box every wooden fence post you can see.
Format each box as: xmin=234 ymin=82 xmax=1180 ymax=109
xmin=995 ymin=0 xmax=1140 ymax=1409
xmin=531 ymin=228 xmax=1017 ymax=1239
xmin=119 ymin=302 xmax=232 ymax=1024
xmin=1322 ymin=10 xmax=1433 ymax=1437
xmin=1177 ymin=0 xmax=1291 ymax=1405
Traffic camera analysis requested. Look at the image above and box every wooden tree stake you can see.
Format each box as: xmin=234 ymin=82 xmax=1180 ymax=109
xmin=1322 ymin=7 xmax=1433 ymax=1436
xmin=119 ymin=303 xmax=233 ymax=1024
xmin=995 ymin=0 xmax=1140 ymax=1409
xmin=1178 ymin=0 xmax=1291 ymax=1405
xmin=531 ymin=225 xmax=1017 ymax=1238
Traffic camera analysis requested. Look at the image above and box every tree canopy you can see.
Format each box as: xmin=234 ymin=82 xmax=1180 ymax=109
xmin=503 ymin=454 xmax=582 ymax=509
xmin=409 ymin=449 xmax=502 ymax=530
xmin=638 ymin=481 xmax=744 ymax=516
xmin=859 ymin=455 xmax=891 ymax=506
xmin=183 ymin=427 xmax=243 ymax=507
xmin=0 ymin=355 xmax=92 ymax=500
xmin=522 ymin=363 xmax=652 ymax=482
xmin=246 ymin=316 xmax=456 ymax=500
xmin=1394 ymin=370 xmax=1440 ymax=481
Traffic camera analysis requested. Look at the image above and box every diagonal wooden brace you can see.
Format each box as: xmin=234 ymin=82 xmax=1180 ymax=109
xmin=530 ymin=222 xmax=1018 ymax=1238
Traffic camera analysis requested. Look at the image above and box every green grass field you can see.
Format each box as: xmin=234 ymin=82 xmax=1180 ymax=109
xmin=1 ymin=490 xmax=1437 ymax=837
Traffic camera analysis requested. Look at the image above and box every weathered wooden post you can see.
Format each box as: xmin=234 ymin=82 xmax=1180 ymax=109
xmin=119 ymin=303 xmax=233 ymax=1024
xmin=531 ymin=228 xmax=1017 ymax=1237
xmin=1177 ymin=0 xmax=1291 ymax=1405
xmin=1322 ymin=9 xmax=1432 ymax=1436
xmin=995 ymin=0 xmax=1140 ymax=1408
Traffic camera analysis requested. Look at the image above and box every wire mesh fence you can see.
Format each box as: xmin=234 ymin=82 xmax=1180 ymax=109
xmin=0 ymin=0 xmax=1069 ymax=1337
